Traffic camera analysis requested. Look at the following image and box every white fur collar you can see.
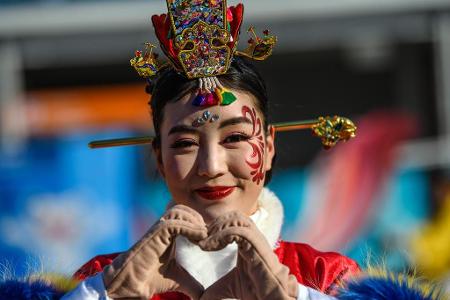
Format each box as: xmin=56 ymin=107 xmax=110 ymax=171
xmin=175 ymin=187 xmax=284 ymax=288
xmin=254 ymin=188 xmax=284 ymax=248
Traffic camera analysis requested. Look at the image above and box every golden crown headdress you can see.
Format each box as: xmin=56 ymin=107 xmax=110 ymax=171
xmin=131 ymin=0 xmax=277 ymax=107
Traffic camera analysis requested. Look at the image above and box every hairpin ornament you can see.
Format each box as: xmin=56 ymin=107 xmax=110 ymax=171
xmin=89 ymin=116 xmax=357 ymax=149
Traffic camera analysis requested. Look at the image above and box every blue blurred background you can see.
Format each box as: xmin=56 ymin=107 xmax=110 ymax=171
xmin=0 ymin=0 xmax=450 ymax=291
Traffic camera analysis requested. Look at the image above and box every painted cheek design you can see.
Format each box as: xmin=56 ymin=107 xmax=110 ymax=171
xmin=242 ymin=105 xmax=265 ymax=184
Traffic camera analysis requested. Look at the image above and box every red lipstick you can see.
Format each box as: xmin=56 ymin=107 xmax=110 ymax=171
xmin=195 ymin=186 xmax=235 ymax=200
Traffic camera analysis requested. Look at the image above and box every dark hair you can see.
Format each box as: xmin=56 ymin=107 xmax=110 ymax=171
xmin=149 ymin=57 xmax=274 ymax=184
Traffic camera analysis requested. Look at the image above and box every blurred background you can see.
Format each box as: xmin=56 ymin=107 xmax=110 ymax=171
xmin=1 ymin=0 xmax=450 ymax=290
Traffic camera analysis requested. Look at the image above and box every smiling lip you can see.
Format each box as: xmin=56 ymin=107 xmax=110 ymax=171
xmin=195 ymin=186 xmax=235 ymax=200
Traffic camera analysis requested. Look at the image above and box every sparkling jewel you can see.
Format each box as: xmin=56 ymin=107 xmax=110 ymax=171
xmin=192 ymin=93 xmax=207 ymax=106
xmin=220 ymin=90 xmax=237 ymax=105
xmin=205 ymin=92 xmax=218 ymax=106
xmin=203 ymin=110 xmax=211 ymax=119
xmin=210 ymin=114 xmax=219 ymax=122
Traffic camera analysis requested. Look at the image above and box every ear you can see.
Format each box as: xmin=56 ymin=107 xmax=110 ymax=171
xmin=264 ymin=125 xmax=276 ymax=171
xmin=152 ymin=144 xmax=166 ymax=179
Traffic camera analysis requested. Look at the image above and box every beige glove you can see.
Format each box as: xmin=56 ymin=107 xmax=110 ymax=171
xmin=102 ymin=205 xmax=207 ymax=300
xmin=198 ymin=211 xmax=298 ymax=300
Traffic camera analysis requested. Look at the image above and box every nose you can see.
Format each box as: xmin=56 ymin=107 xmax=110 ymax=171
xmin=197 ymin=143 xmax=227 ymax=178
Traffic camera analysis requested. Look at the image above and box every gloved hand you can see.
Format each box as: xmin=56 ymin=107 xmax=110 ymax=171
xmin=102 ymin=205 xmax=208 ymax=300
xmin=198 ymin=211 xmax=298 ymax=300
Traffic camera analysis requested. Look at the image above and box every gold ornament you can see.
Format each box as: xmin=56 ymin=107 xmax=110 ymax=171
xmin=130 ymin=43 xmax=159 ymax=78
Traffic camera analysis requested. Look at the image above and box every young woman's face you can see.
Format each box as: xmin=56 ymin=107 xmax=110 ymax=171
xmin=155 ymin=89 xmax=275 ymax=223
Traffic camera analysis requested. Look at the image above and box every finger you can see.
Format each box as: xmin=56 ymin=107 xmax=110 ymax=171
xmin=207 ymin=211 xmax=251 ymax=236
xmin=206 ymin=210 xmax=246 ymax=228
xmin=200 ymin=269 xmax=240 ymax=300
xmin=165 ymin=261 xmax=204 ymax=300
xmin=201 ymin=225 xmax=272 ymax=260
xmin=170 ymin=204 xmax=206 ymax=225
xmin=132 ymin=219 xmax=207 ymax=257
xmin=198 ymin=226 xmax=245 ymax=251
xmin=134 ymin=210 xmax=205 ymax=253
xmin=164 ymin=219 xmax=208 ymax=241
xmin=163 ymin=205 xmax=202 ymax=223
xmin=178 ymin=223 xmax=208 ymax=242
xmin=163 ymin=205 xmax=206 ymax=226
xmin=143 ymin=223 xmax=207 ymax=259
xmin=199 ymin=212 xmax=253 ymax=251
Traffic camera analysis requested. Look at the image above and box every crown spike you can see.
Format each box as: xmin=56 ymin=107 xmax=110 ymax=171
xmin=247 ymin=26 xmax=261 ymax=43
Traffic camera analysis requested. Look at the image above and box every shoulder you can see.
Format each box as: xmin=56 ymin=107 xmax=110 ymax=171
xmin=275 ymin=240 xmax=360 ymax=293
xmin=73 ymin=253 xmax=121 ymax=280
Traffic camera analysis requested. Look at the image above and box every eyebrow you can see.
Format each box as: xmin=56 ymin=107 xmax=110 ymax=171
xmin=218 ymin=116 xmax=252 ymax=129
xmin=168 ymin=125 xmax=198 ymax=136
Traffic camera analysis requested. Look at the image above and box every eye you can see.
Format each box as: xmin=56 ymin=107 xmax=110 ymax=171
xmin=170 ymin=139 xmax=198 ymax=149
xmin=222 ymin=133 xmax=251 ymax=144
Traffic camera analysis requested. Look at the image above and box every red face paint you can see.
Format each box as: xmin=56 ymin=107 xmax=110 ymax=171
xmin=242 ymin=105 xmax=265 ymax=184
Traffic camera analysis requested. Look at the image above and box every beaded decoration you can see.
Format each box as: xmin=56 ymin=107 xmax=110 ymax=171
xmin=168 ymin=0 xmax=226 ymax=36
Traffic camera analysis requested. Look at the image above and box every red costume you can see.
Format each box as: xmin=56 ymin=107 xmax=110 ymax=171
xmin=74 ymin=241 xmax=359 ymax=299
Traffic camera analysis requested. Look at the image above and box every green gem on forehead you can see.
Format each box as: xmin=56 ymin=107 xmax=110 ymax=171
xmin=221 ymin=91 xmax=237 ymax=105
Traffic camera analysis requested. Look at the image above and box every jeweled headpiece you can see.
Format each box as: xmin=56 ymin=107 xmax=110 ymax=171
xmin=165 ymin=0 xmax=232 ymax=79
xmin=132 ymin=0 xmax=276 ymax=107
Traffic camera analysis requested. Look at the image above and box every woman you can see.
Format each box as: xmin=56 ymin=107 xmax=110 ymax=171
xmin=60 ymin=57 xmax=360 ymax=300
xmin=1 ymin=1 xmax=445 ymax=298
xmin=0 ymin=2 xmax=361 ymax=299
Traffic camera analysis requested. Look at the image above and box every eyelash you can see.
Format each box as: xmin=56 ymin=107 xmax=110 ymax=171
xmin=170 ymin=133 xmax=251 ymax=149
xmin=170 ymin=139 xmax=197 ymax=149
xmin=222 ymin=132 xmax=251 ymax=144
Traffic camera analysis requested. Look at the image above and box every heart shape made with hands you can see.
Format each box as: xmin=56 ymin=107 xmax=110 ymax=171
xmin=177 ymin=211 xmax=298 ymax=300
xmin=175 ymin=234 xmax=239 ymax=289
xmin=175 ymin=213 xmax=260 ymax=288
xmin=102 ymin=205 xmax=297 ymax=300
xmin=175 ymin=211 xmax=257 ymax=288
xmin=174 ymin=211 xmax=263 ymax=299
